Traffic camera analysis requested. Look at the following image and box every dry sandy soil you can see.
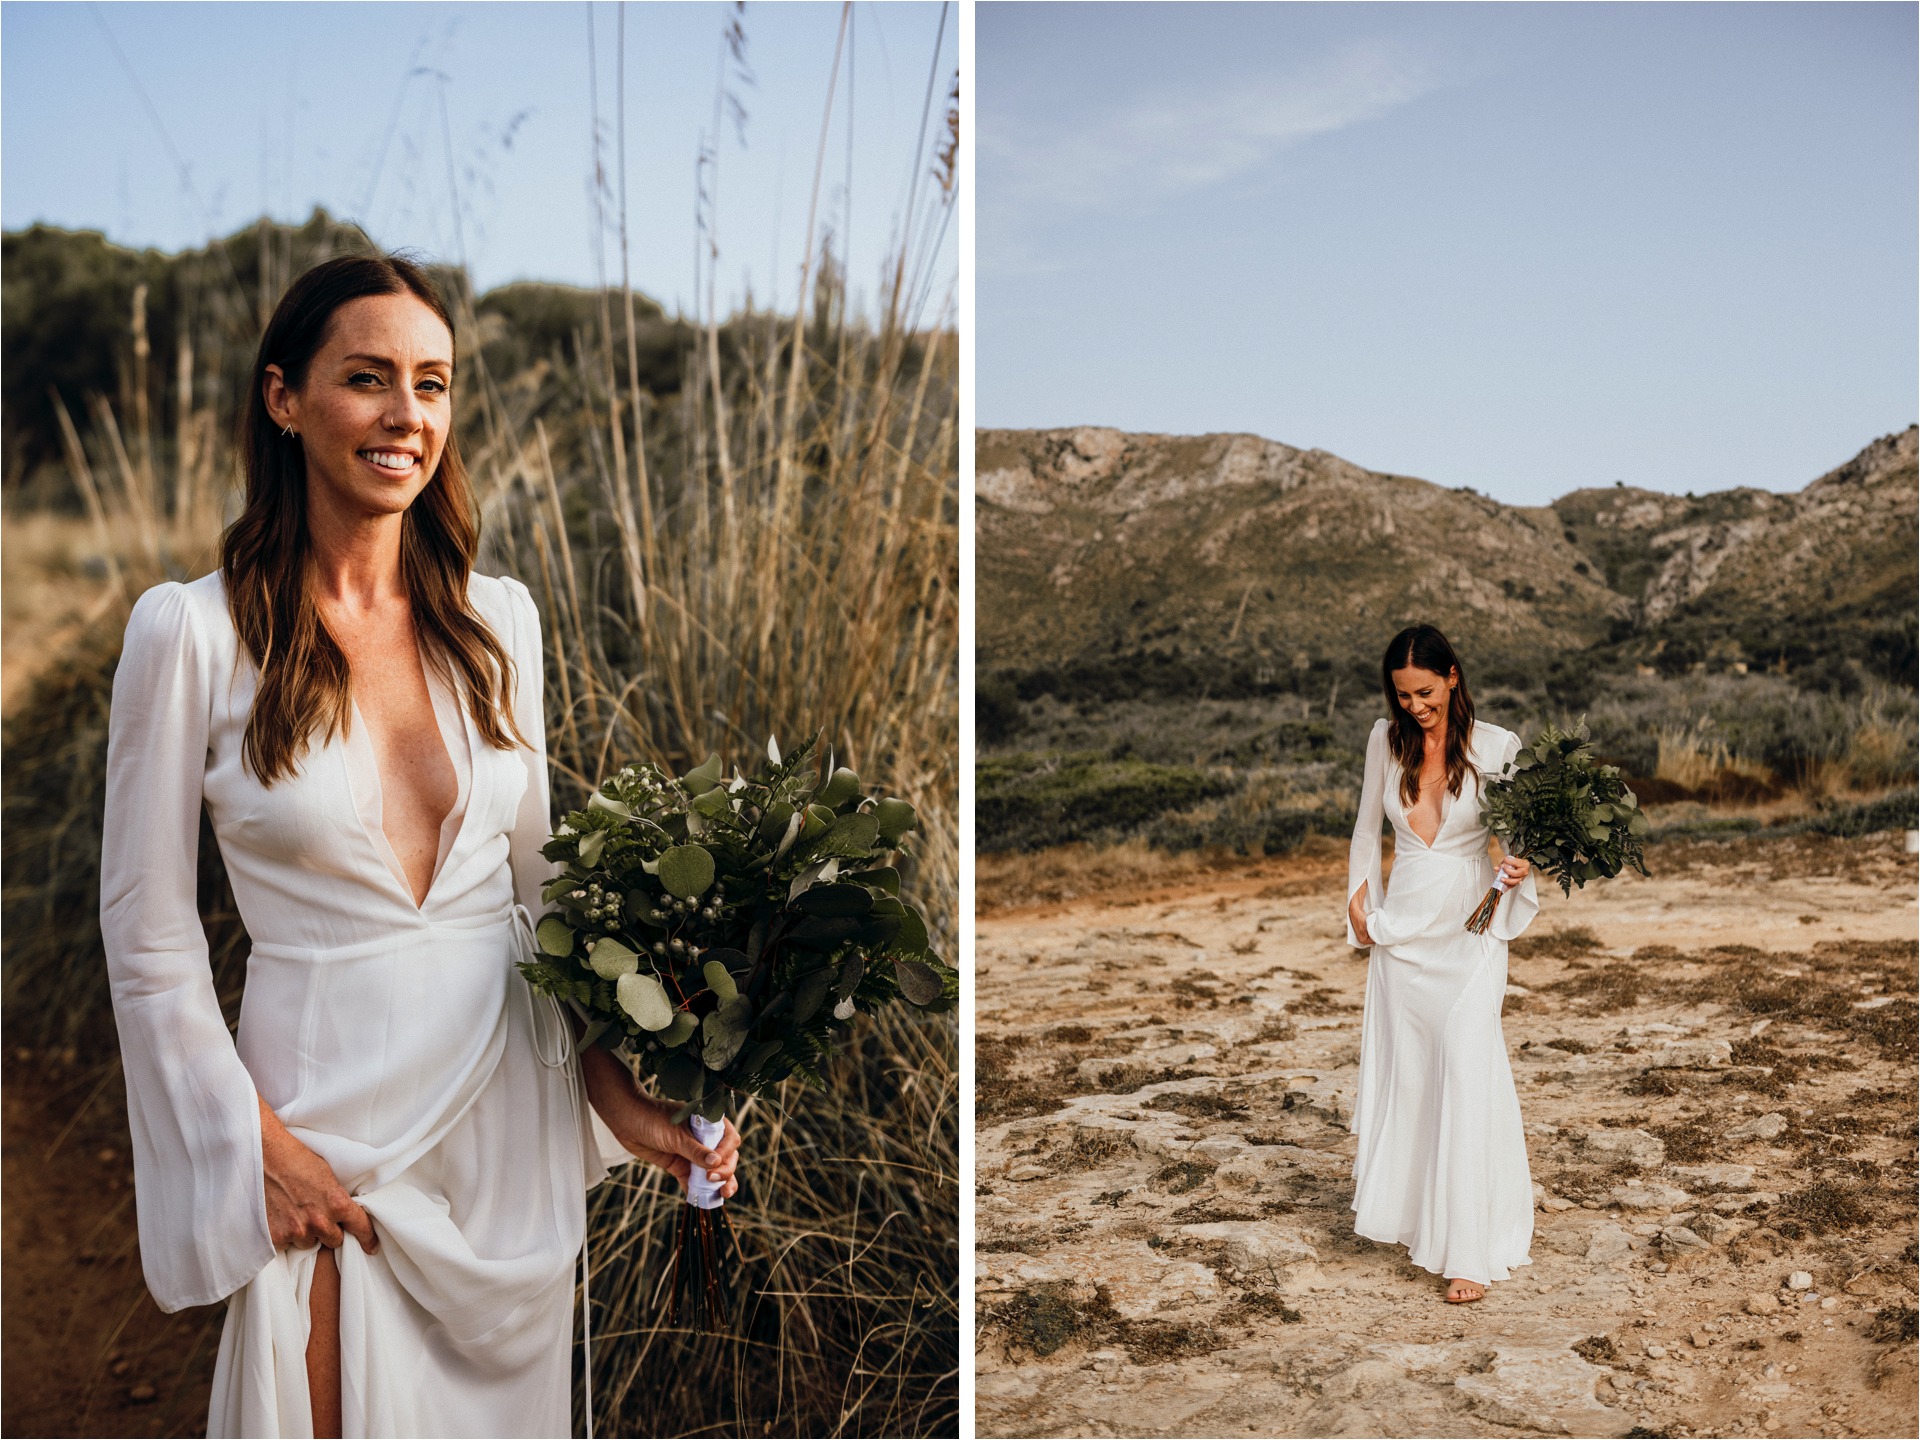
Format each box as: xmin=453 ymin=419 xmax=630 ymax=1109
xmin=2 ymin=1056 xmax=224 ymax=1437
xmin=975 ymin=832 xmax=1919 ymax=1440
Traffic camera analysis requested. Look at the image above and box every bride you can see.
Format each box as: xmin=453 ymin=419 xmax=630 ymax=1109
xmin=101 ymin=254 xmax=743 ymax=1438
xmin=1343 ymin=624 xmax=1539 ymax=1305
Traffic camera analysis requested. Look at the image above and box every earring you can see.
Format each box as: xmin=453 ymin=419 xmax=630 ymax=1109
xmin=283 ymin=424 xmax=296 ymax=439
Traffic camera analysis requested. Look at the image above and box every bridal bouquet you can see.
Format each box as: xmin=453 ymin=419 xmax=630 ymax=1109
xmin=517 ymin=735 xmax=956 ymax=1326
xmin=1464 ymin=718 xmax=1650 ymax=934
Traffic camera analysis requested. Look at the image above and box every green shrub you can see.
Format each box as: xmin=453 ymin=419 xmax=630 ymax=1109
xmin=977 ymin=752 xmax=1234 ymax=853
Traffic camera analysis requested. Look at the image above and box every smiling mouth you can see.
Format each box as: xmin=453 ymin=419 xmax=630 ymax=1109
xmin=359 ymin=450 xmax=419 ymax=472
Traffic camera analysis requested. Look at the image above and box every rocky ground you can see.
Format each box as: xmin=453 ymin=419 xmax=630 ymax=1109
xmin=975 ymin=830 xmax=1919 ymax=1439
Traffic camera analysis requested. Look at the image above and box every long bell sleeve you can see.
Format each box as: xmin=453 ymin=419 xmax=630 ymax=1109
xmin=500 ymin=576 xmax=557 ymax=921
xmin=100 ymin=583 xmax=274 ymax=1311
xmin=1482 ymin=726 xmax=1540 ymax=943
xmin=497 ymin=576 xmax=630 ymax=1180
xmin=1345 ymin=719 xmax=1390 ymax=949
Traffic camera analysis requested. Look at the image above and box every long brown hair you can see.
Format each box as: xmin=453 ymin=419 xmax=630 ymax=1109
xmin=222 ymin=254 xmax=526 ymax=785
xmin=1381 ymin=624 xmax=1476 ymax=807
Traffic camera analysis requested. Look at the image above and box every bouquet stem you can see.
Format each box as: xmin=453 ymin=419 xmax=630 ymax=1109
xmin=667 ymin=1114 xmax=736 ymax=1331
xmin=1463 ymin=873 xmax=1512 ymax=935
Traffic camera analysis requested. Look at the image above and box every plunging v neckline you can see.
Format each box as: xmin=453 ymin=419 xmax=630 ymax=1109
xmin=342 ymin=647 xmax=474 ymax=913
xmin=1396 ymin=757 xmax=1456 ymax=850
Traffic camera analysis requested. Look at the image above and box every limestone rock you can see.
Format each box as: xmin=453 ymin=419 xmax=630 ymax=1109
xmin=1669 ymin=1163 xmax=1756 ymax=1192
xmin=1178 ymin=1221 xmax=1318 ymax=1272
xmin=1728 ymin=1112 xmax=1788 ymax=1142
xmin=1586 ymin=1224 xmax=1637 ymax=1264
xmin=1787 ymin=1270 xmax=1814 ymax=1291
xmin=1691 ymin=1212 xmax=1751 ymax=1243
xmin=1454 ymin=1344 xmax=1637 ymax=1437
xmin=1645 ymin=1039 xmax=1733 ymax=1069
xmin=1659 ymin=1225 xmax=1710 ymax=1254
xmin=1581 ymin=1128 xmax=1666 ymax=1168
xmin=1275 ymin=1260 xmax=1337 ymax=1294
xmin=1609 ymin=1181 xmax=1692 ymax=1211
xmin=1746 ymin=1293 xmax=1782 ymax=1316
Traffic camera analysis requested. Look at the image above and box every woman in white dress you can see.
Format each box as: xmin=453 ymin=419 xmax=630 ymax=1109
xmin=1343 ymin=624 xmax=1538 ymax=1304
xmin=101 ymin=255 xmax=743 ymax=1438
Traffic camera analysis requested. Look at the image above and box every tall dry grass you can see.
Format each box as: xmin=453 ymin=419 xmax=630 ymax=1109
xmin=1 ymin=10 xmax=958 ymax=1433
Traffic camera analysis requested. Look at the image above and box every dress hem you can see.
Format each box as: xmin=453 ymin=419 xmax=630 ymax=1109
xmin=1352 ymin=1209 xmax=1533 ymax=1287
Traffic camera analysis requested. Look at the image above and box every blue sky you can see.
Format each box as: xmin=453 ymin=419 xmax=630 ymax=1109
xmin=979 ymin=2 xmax=1918 ymax=503
xmin=3 ymin=1 xmax=956 ymax=319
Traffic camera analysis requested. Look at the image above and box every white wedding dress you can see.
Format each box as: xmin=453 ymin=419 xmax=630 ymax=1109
xmin=101 ymin=571 xmax=626 ymax=1439
xmin=1344 ymin=717 xmax=1540 ymax=1285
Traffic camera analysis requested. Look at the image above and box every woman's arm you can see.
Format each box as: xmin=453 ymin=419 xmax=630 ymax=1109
xmin=101 ymin=586 xmax=278 ymax=1308
xmin=580 ymin=1047 xmax=740 ymax=1198
xmin=1346 ymin=720 xmax=1388 ymax=948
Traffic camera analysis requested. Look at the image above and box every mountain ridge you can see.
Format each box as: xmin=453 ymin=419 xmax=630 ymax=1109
xmin=977 ymin=423 xmax=1916 ymax=687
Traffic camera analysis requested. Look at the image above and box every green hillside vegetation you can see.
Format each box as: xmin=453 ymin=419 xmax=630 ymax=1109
xmin=976 ymin=425 xmax=1917 ymax=856
xmin=4 ymin=213 xmax=942 ymax=516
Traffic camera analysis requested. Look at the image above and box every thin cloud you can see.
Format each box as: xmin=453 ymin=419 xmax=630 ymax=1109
xmin=982 ymin=39 xmax=1441 ymax=272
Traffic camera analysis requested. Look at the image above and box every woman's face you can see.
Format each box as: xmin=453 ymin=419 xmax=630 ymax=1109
xmin=1390 ymin=663 xmax=1456 ymax=732
xmin=264 ymin=292 xmax=454 ymax=521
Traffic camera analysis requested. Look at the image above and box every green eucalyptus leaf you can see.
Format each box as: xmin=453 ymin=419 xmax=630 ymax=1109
xmin=740 ymin=1038 xmax=782 ymax=1077
xmin=616 ymin=971 xmax=674 ymax=1031
xmin=658 ymin=844 xmax=715 ymax=899
xmin=702 ymin=995 xmax=754 ymax=1069
xmin=795 ymin=883 xmax=874 ymax=917
xmin=575 ymin=1018 xmax=612 ymax=1054
xmin=893 ymin=904 xmax=930 ymax=955
xmin=813 ymin=813 xmax=881 ymax=858
xmin=577 ymin=829 xmax=608 ymax=867
xmin=793 ymin=967 xmax=833 ymax=1024
xmin=702 ymin=959 xmax=739 ymax=1004
xmin=818 ymin=766 xmax=862 ymax=809
xmin=846 ymin=865 xmax=900 ymax=895
xmin=657 ymin=1050 xmax=704 ymax=1101
xmin=660 ymin=1010 xmax=699 ymax=1048
xmin=757 ymin=800 xmax=795 ymax=844
xmin=588 ymin=938 xmax=640 ymax=980
xmin=893 ymin=957 xmax=943 ymax=1006
xmin=790 ymin=914 xmax=863 ymax=945
xmin=536 ymin=917 xmax=576 ymax=957
xmin=799 ymin=803 xmax=833 ymax=841
xmin=681 ymin=753 xmax=724 ymax=795
xmin=696 ymin=1088 xmax=730 ymax=1123
xmin=588 ymin=790 xmax=633 ymax=818
xmin=873 ymin=797 xmax=916 ymax=843
xmin=834 ymin=954 xmax=865 ymax=1002
xmin=787 ymin=856 xmax=841 ymax=903
xmin=691 ymin=786 xmax=733 ymax=819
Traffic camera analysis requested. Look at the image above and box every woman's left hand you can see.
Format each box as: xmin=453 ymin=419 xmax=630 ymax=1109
xmin=581 ymin=1045 xmax=743 ymax=1198
xmin=1498 ymin=854 xmax=1531 ymax=887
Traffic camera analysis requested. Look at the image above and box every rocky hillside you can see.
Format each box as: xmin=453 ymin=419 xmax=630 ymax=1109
xmin=977 ymin=426 xmax=1917 ymax=687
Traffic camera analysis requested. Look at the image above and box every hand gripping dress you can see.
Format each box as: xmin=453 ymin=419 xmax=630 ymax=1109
xmin=1344 ymin=717 xmax=1541 ymax=1287
xmin=100 ymin=571 xmax=626 ymax=1439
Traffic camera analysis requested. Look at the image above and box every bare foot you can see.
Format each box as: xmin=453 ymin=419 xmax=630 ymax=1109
xmin=1444 ymin=1277 xmax=1486 ymax=1304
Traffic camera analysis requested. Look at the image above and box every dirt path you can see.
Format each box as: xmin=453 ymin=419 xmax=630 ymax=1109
xmin=2 ymin=1055 xmax=223 ymax=1437
xmin=975 ymin=832 xmax=1919 ymax=1439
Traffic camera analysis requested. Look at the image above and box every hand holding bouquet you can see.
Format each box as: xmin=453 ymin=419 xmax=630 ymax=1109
xmin=1464 ymin=719 xmax=1650 ymax=934
xmin=518 ymin=735 xmax=956 ymax=1326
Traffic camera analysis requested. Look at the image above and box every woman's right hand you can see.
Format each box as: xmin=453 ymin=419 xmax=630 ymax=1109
xmin=258 ymin=1097 xmax=378 ymax=1254
xmin=1347 ymin=887 xmax=1374 ymax=947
